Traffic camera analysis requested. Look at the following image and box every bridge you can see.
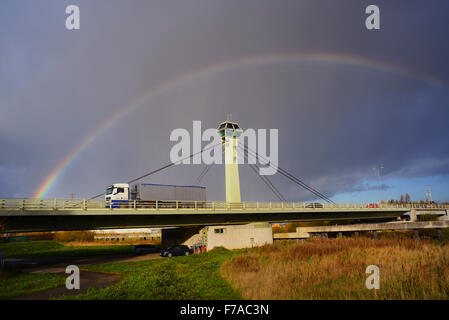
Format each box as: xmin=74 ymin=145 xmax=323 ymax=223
xmin=1 ymin=198 xmax=447 ymax=233
xmin=2 ymin=119 xmax=447 ymax=244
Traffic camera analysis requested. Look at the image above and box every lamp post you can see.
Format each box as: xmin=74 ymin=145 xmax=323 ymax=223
xmin=372 ymin=166 xmax=384 ymax=204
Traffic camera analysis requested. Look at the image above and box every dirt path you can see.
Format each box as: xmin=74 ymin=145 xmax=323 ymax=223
xmin=12 ymin=270 xmax=120 ymax=300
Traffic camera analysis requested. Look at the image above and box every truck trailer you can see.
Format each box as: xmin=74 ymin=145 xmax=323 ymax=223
xmin=105 ymin=183 xmax=206 ymax=208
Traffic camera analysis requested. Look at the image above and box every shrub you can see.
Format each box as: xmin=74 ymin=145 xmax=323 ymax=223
xmin=54 ymin=231 xmax=95 ymax=242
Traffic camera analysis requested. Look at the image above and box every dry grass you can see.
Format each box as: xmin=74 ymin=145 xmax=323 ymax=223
xmin=54 ymin=231 xmax=95 ymax=242
xmin=64 ymin=240 xmax=159 ymax=246
xmin=221 ymin=238 xmax=449 ymax=300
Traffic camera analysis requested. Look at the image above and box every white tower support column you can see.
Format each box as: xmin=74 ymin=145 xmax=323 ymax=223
xmin=218 ymin=121 xmax=243 ymax=203
xmin=224 ymin=135 xmax=241 ymax=203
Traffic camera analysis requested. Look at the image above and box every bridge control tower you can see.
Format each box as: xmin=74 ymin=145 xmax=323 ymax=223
xmin=217 ymin=120 xmax=243 ymax=203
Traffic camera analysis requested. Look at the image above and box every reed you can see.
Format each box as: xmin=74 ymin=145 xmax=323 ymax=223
xmin=221 ymin=238 xmax=449 ymax=299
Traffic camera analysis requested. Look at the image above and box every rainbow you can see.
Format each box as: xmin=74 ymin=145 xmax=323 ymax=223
xmin=32 ymin=52 xmax=447 ymax=198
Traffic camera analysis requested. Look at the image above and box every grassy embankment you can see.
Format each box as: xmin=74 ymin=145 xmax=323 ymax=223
xmin=221 ymin=237 xmax=449 ymax=299
xmin=64 ymin=247 xmax=242 ymax=299
xmin=0 ymin=240 xmax=241 ymax=300
xmin=2 ymin=237 xmax=449 ymax=300
xmin=0 ymin=270 xmax=65 ymax=299
xmin=0 ymin=240 xmax=133 ymax=299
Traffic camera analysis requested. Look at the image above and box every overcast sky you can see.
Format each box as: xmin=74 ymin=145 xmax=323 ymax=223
xmin=1 ymin=0 xmax=448 ymax=203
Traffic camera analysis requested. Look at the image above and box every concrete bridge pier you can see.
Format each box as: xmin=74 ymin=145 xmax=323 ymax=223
xmin=409 ymin=209 xmax=418 ymax=222
xmin=161 ymin=223 xmax=273 ymax=251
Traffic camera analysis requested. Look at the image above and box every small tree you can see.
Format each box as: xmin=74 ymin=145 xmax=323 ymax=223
xmin=405 ymin=193 xmax=411 ymax=203
xmin=400 ymin=194 xmax=405 ymax=204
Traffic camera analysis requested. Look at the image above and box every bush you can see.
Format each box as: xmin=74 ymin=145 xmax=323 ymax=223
xmin=27 ymin=232 xmax=55 ymax=241
xmin=54 ymin=231 xmax=95 ymax=242
xmin=418 ymin=214 xmax=440 ymax=221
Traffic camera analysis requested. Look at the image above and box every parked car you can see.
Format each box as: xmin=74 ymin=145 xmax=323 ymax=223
xmin=133 ymin=244 xmax=160 ymax=254
xmin=160 ymin=245 xmax=193 ymax=257
xmin=305 ymin=203 xmax=324 ymax=208
xmin=366 ymin=204 xmax=379 ymax=208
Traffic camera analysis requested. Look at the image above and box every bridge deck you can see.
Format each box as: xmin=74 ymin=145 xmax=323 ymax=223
xmin=1 ymin=199 xmax=447 ymax=214
xmin=1 ymin=199 xmax=447 ymax=233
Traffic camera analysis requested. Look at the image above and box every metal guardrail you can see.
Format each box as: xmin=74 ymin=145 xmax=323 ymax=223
xmin=0 ymin=198 xmax=448 ymax=212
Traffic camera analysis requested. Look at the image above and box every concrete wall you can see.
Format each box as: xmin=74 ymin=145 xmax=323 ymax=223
xmin=206 ymin=223 xmax=273 ymax=250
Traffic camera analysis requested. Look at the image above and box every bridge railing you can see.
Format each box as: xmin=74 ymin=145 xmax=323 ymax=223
xmin=0 ymin=198 xmax=105 ymax=210
xmin=0 ymin=198 xmax=448 ymax=211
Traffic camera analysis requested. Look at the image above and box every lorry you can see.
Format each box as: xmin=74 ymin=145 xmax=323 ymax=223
xmin=105 ymin=183 xmax=206 ymax=208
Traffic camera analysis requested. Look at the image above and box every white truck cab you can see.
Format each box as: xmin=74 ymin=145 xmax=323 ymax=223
xmin=105 ymin=183 xmax=129 ymax=201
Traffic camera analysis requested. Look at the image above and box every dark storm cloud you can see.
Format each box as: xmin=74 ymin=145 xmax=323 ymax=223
xmin=0 ymin=0 xmax=448 ymax=201
xmin=347 ymin=184 xmax=390 ymax=193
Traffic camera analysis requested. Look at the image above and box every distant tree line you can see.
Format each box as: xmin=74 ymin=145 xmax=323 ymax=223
xmin=384 ymin=193 xmax=447 ymax=205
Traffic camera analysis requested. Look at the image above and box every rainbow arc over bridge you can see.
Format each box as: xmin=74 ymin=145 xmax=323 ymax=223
xmin=33 ymin=52 xmax=447 ymax=199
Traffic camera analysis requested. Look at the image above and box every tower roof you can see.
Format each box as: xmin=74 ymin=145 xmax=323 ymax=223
xmin=218 ymin=120 xmax=241 ymax=129
xmin=217 ymin=120 xmax=243 ymax=138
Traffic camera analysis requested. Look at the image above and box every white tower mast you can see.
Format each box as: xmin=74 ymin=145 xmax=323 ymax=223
xmin=217 ymin=120 xmax=243 ymax=203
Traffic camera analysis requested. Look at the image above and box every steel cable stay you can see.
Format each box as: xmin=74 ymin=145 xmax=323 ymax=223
xmin=237 ymin=144 xmax=286 ymax=202
xmin=195 ymin=163 xmax=213 ymax=185
xmin=244 ymin=144 xmax=334 ymax=203
xmin=88 ymin=142 xmax=222 ymax=200
xmin=87 ymin=138 xmax=333 ymax=204
xmin=243 ymin=144 xmax=333 ymax=203
xmin=241 ymin=144 xmax=335 ymax=204
xmin=248 ymin=163 xmax=286 ymax=202
xmin=194 ymin=144 xmax=227 ymax=186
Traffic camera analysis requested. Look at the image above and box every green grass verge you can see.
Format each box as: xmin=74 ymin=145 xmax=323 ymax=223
xmin=0 ymin=241 xmax=133 ymax=258
xmin=63 ymin=247 xmax=243 ymax=300
xmin=0 ymin=270 xmax=65 ymax=299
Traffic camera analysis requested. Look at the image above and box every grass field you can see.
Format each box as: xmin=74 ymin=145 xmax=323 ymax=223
xmin=63 ymin=247 xmax=242 ymax=300
xmin=2 ymin=237 xmax=449 ymax=300
xmin=0 ymin=241 xmax=133 ymax=258
xmin=221 ymin=238 xmax=449 ymax=299
xmin=0 ymin=270 xmax=65 ymax=299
